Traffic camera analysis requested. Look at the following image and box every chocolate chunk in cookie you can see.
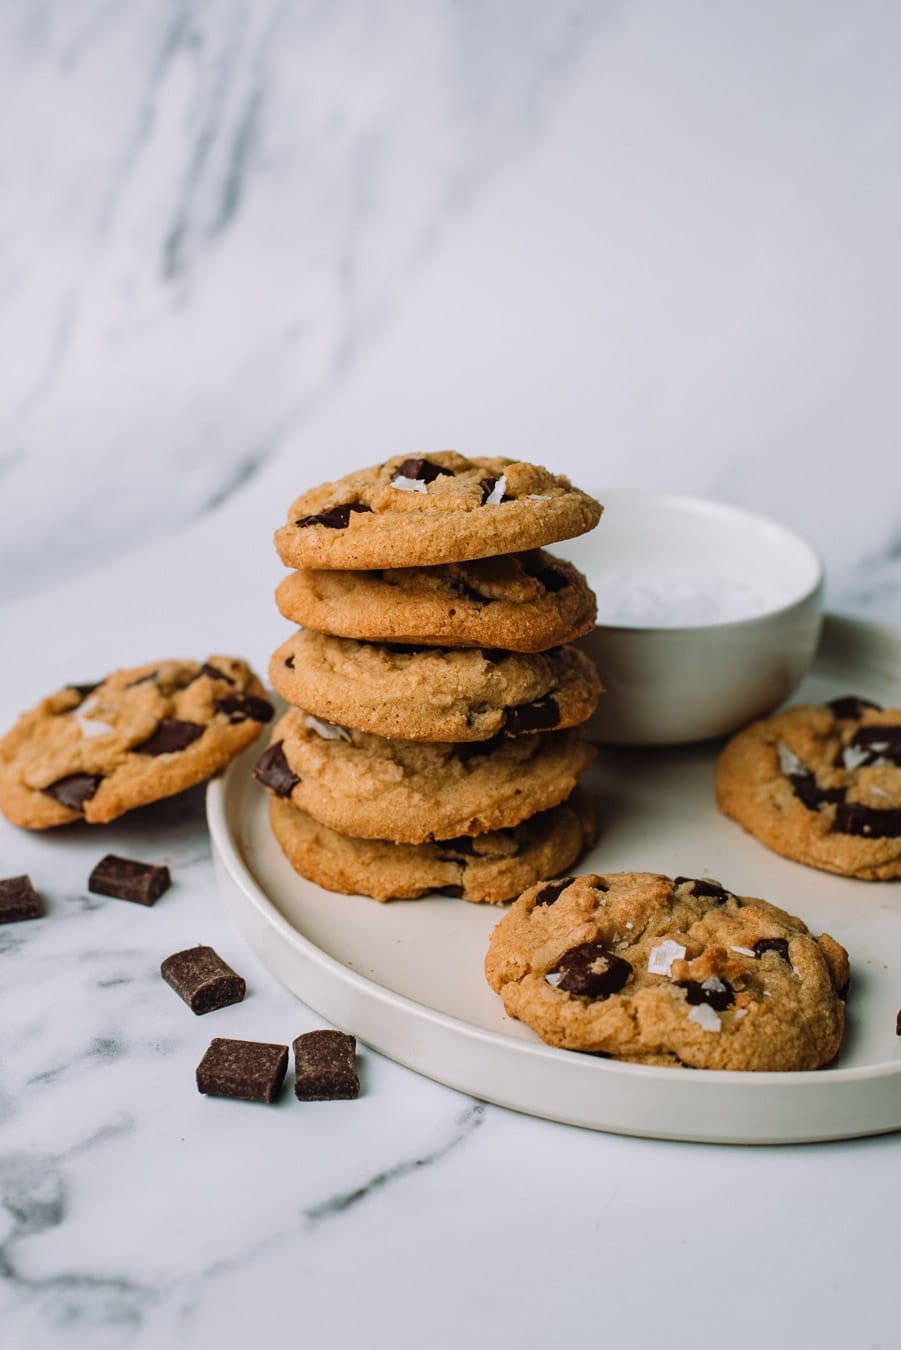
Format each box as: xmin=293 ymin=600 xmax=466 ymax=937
xmin=486 ymin=871 xmax=848 ymax=1070
xmin=716 ymin=700 xmax=901 ymax=878
xmin=275 ymin=453 xmax=602 ymax=571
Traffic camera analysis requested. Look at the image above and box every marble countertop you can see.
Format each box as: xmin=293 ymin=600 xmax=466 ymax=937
xmin=2 ymin=5 xmax=901 ymax=1347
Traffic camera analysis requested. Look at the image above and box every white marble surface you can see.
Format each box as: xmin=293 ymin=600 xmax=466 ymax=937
xmin=2 ymin=4 xmax=901 ymax=1347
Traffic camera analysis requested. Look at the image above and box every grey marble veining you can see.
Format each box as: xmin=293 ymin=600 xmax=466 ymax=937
xmin=0 ymin=0 xmax=603 ymax=603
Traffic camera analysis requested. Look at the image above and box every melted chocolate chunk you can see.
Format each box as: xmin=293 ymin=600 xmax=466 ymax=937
xmin=254 ymin=741 xmax=300 ymax=797
xmin=294 ymin=1030 xmax=360 ymax=1100
xmin=535 ymin=565 xmax=568 ymax=594
xmin=42 ymin=773 xmax=103 ymax=812
xmin=133 ymin=719 xmax=204 ymax=755
xmin=847 ymin=724 xmax=901 ymax=767
xmin=827 ymin=695 xmax=882 ymax=719
xmin=533 ymin=877 xmax=573 ymax=907
xmin=504 ymin=697 xmax=560 ymax=735
xmin=676 ymin=978 xmax=735 ymax=1012
xmin=753 ymin=937 xmax=790 ymax=962
xmin=455 ymin=733 xmax=506 ymax=762
xmin=89 ymin=855 xmax=171 ymax=906
xmin=214 ymin=694 xmax=274 ymax=724
xmin=0 ymin=875 xmax=44 ymax=925
xmin=196 ymin=1038 xmax=288 ymax=1103
xmin=673 ymin=877 xmax=733 ymax=905
xmin=480 ymin=476 xmax=498 ymax=504
xmin=789 ymin=773 xmax=845 ymax=811
xmin=162 ymin=946 xmax=246 ymax=1013
xmin=284 ymin=655 xmax=295 ymax=670
xmin=295 ymin=503 xmax=372 ymax=529
xmin=393 ymin=458 xmax=454 ymax=483
xmin=834 ymin=801 xmax=901 ymax=838
xmin=551 ymin=943 xmax=632 ymax=999
xmin=198 ymin=662 xmax=236 ymax=684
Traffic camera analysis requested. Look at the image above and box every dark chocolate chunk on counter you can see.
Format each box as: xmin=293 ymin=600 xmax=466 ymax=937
xmin=196 ymin=1038 xmax=288 ymax=1103
xmin=294 ymin=1030 xmax=360 ymax=1101
xmin=161 ymin=946 xmax=246 ymax=1014
xmin=88 ymin=854 xmax=171 ymax=906
xmin=0 ymin=875 xmax=45 ymax=924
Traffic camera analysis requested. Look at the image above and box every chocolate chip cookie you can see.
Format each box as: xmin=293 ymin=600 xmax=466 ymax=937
xmin=255 ymin=710 xmax=596 ymax=844
xmin=275 ymin=549 xmax=597 ymax=653
xmin=0 ymin=658 xmax=272 ymax=828
xmin=268 ymin=791 xmax=596 ymax=903
xmin=485 ymin=872 xmax=848 ymax=1070
xmin=274 ymin=453 xmax=602 ymax=570
xmin=269 ymin=631 xmax=601 ymax=742
xmin=716 ymin=696 xmax=901 ymax=879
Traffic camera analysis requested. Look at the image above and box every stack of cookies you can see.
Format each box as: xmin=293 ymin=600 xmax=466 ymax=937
xmin=255 ymin=452 xmax=603 ymax=902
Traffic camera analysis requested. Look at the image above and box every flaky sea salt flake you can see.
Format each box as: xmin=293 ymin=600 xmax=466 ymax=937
xmin=647 ymin=940 xmax=686 ymax=976
xmin=688 ymin=1004 xmax=721 ymax=1033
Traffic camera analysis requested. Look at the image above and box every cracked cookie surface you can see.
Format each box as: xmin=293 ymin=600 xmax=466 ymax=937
xmin=274 ymin=452 xmax=602 ymax=570
xmin=485 ymin=872 xmax=848 ymax=1070
xmin=269 ymin=631 xmax=601 ymax=742
xmin=0 ymin=657 xmax=272 ymax=828
xmin=268 ymin=791 xmax=596 ymax=903
xmin=255 ymin=709 xmax=596 ymax=844
xmin=716 ymin=697 xmax=901 ymax=879
xmin=275 ymin=548 xmax=597 ymax=652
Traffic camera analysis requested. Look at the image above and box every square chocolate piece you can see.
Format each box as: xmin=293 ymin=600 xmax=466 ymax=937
xmin=293 ymin=1030 xmax=360 ymax=1101
xmin=161 ymin=946 xmax=246 ymax=1015
xmin=88 ymin=855 xmax=171 ymax=906
xmin=196 ymin=1038 xmax=288 ymax=1103
xmin=0 ymin=875 xmax=45 ymax=925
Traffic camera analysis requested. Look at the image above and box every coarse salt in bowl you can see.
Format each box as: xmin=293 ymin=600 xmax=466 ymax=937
xmin=558 ymin=492 xmax=824 ymax=745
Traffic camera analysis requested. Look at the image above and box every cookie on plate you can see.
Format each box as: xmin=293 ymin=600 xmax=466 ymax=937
xmin=269 ymin=631 xmax=601 ymax=742
xmin=716 ymin=696 xmax=901 ymax=880
xmin=0 ymin=657 xmax=272 ymax=828
xmin=268 ymin=791 xmax=596 ymax=903
xmin=274 ymin=549 xmax=597 ymax=653
xmin=485 ymin=872 xmax=848 ymax=1070
xmin=254 ymin=710 xmax=596 ymax=844
xmin=274 ymin=453 xmax=602 ymax=571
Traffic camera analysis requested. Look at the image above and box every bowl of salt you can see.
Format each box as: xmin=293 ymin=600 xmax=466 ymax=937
xmin=560 ymin=493 xmax=824 ymax=745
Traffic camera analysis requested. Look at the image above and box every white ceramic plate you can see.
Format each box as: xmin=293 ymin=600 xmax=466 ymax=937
xmin=207 ymin=615 xmax=901 ymax=1144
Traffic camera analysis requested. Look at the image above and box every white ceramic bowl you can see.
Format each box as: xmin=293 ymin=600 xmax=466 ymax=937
xmin=558 ymin=493 xmax=824 ymax=745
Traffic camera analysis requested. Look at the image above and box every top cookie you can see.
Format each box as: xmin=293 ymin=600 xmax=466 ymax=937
xmin=0 ymin=656 xmax=272 ymax=829
xmin=274 ymin=453 xmax=602 ymax=570
xmin=716 ymin=696 xmax=901 ymax=880
xmin=275 ymin=548 xmax=597 ymax=652
xmin=485 ymin=871 xmax=848 ymax=1071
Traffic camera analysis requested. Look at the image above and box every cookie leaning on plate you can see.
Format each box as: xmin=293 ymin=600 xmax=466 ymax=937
xmin=269 ymin=631 xmax=601 ymax=742
xmin=0 ymin=657 xmax=272 ymax=828
xmin=255 ymin=710 xmax=596 ymax=844
xmin=275 ymin=549 xmax=597 ymax=652
xmin=274 ymin=453 xmax=602 ymax=570
xmin=268 ymin=792 xmax=596 ymax=904
xmin=715 ymin=695 xmax=901 ymax=880
xmin=485 ymin=872 xmax=848 ymax=1070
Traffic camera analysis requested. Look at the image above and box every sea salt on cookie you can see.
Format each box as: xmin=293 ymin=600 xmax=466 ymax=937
xmin=0 ymin=658 xmax=272 ymax=828
xmin=274 ymin=453 xmax=602 ymax=570
xmin=716 ymin=696 xmax=901 ymax=879
xmin=485 ymin=872 xmax=848 ymax=1070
